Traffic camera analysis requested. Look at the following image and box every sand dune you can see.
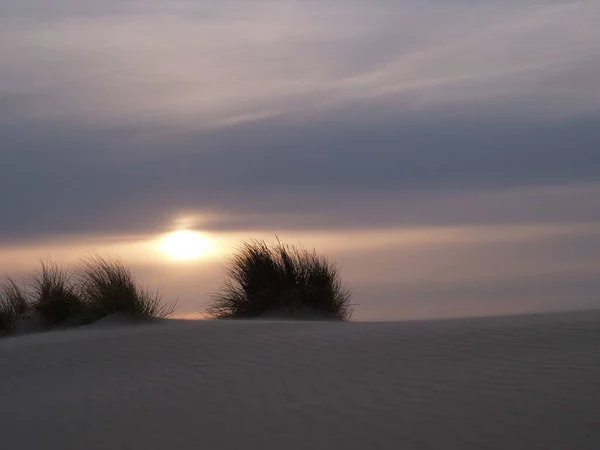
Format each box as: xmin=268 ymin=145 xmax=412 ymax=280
xmin=1 ymin=310 xmax=599 ymax=449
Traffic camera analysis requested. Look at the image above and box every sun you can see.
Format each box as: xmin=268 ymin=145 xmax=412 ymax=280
xmin=160 ymin=230 xmax=214 ymax=260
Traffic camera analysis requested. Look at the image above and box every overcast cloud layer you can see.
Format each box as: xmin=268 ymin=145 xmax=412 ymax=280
xmin=1 ymin=0 xmax=599 ymax=318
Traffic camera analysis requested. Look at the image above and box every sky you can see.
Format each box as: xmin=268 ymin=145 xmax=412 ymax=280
xmin=1 ymin=0 xmax=599 ymax=320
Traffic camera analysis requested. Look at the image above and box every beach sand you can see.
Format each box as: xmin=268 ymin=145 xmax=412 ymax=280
xmin=1 ymin=310 xmax=599 ymax=449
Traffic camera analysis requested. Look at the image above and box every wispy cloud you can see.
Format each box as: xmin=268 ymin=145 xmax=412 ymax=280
xmin=1 ymin=1 xmax=599 ymax=127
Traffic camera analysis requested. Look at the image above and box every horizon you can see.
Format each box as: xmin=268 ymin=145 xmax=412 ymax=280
xmin=1 ymin=0 xmax=599 ymax=320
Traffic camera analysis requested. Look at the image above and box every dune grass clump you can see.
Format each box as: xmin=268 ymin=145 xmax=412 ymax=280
xmin=208 ymin=239 xmax=352 ymax=320
xmin=0 ymin=278 xmax=29 ymax=335
xmin=78 ymin=254 xmax=176 ymax=321
xmin=30 ymin=260 xmax=84 ymax=327
xmin=0 ymin=254 xmax=176 ymax=338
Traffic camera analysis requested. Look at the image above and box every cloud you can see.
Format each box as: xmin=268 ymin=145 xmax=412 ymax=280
xmin=1 ymin=106 xmax=599 ymax=243
xmin=1 ymin=1 xmax=599 ymax=128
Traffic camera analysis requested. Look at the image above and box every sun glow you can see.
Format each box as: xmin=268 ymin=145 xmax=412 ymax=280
xmin=160 ymin=230 xmax=214 ymax=260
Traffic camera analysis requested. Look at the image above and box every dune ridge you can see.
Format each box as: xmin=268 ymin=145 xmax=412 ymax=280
xmin=1 ymin=310 xmax=599 ymax=449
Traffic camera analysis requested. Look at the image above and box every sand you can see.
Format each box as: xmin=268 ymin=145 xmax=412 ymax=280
xmin=1 ymin=310 xmax=599 ymax=449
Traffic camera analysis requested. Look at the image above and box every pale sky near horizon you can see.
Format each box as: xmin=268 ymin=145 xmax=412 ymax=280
xmin=1 ymin=0 xmax=599 ymax=320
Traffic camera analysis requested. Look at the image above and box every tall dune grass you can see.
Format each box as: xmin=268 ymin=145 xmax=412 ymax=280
xmin=0 ymin=278 xmax=29 ymax=335
xmin=30 ymin=260 xmax=84 ymax=327
xmin=78 ymin=254 xmax=176 ymax=321
xmin=208 ymin=239 xmax=353 ymax=320
xmin=0 ymin=255 xmax=176 ymax=337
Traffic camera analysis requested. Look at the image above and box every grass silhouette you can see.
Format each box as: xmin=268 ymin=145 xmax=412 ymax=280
xmin=208 ymin=239 xmax=352 ymax=320
xmin=0 ymin=277 xmax=29 ymax=335
xmin=30 ymin=259 xmax=84 ymax=327
xmin=78 ymin=254 xmax=176 ymax=321
xmin=0 ymin=254 xmax=177 ymax=337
